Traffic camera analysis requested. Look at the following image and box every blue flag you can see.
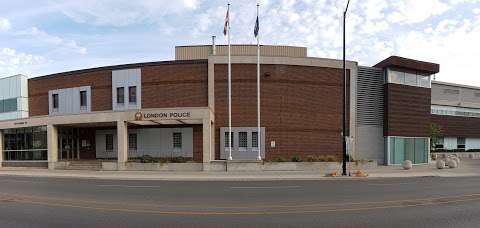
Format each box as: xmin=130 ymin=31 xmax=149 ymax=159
xmin=254 ymin=16 xmax=259 ymax=37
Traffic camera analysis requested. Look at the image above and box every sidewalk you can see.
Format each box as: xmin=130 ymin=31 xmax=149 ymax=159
xmin=1 ymin=159 xmax=479 ymax=181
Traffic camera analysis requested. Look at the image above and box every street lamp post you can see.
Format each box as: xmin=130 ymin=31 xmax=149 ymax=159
xmin=342 ymin=0 xmax=351 ymax=176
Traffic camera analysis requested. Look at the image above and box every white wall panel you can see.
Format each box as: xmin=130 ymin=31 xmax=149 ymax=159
xmin=49 ymin=86 xmax=91 ymax=115
xmin=112 ymin=68 xmax=141 ymax=111
xmin=96 ymin=128 xmax=193 ymax=159
xmin=466 ymin=138 xmax=480 ymax=150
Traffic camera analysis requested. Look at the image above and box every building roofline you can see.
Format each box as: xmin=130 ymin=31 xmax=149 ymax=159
xmin=0 ymin=74 xmax=28 ymax=80
xmin=29 ymin=59 xmax=208 ymax=81
xmin=432 ymin=80 xmax=480 ymax=91
xmin=175 ymin=44 xmax=307 ymax=48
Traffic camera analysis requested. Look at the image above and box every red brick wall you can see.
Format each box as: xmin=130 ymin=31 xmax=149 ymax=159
xmin=28 ymin=70 xmax=112 ymax=116
xmin=214 ymin=64 xmax=345 ymax=160
xmin=431 ymin=114 xmax=480 ymax=138
xmin=28 ymin=62 xmax=208 ymax=116
xmin=141 ymin=64 xmax=208 ymax=108
xmin=384 ymin=83 xmax=431 ymax=137
xmin=192 ymin=125 xmax=203 ymax=162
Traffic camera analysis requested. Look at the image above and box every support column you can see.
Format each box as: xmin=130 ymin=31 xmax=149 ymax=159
xmin=117 ymin=120 xmax=128 ymax=170
xmin=0 ymin=130 xmax=4 ymax=168
xmin=47 ymin=125 xmax=58 ymax=170
xmin=203 ymin=118 xmax=212 ymax=164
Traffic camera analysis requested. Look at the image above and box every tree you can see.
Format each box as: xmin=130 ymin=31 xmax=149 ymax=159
xmin=430 ymin=123 xmax=443 ymax=151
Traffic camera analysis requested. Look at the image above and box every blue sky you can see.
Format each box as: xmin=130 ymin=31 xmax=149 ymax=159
xmin=1 ymin=0 xmax=480 ymax=85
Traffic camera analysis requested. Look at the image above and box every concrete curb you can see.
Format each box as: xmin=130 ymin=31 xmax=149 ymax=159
xmin=1 ymin=169 xmax=480 ymax=181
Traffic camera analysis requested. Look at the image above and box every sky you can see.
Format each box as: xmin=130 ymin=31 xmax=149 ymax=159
xmin=1 ymin=0 xmax=480 ymax=85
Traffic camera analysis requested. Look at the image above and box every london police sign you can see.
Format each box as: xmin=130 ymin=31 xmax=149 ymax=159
xmin=134 ymin=111 xmax=191 ymax=121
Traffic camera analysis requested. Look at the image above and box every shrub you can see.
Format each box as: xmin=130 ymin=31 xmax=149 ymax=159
xmin=325 ymin=155 xmax=337 ymax=162
xmin=140 ymin=155 xmax=153 ymax=163
xmin=291 ymin=155 xmax=302 ymax=162
xmin=275 ymin=157 xmax=287 ymax=162
xmin=169 ymin=156 xmax=188 ymax=163
xmin=306 ymin=155 xmax=318 ymax=162
xmin=317 ymin=155 xmax=327 ymax=162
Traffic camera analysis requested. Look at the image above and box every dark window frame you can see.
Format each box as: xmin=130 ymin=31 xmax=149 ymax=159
xmin=80 ymin=90 xmax=87 ymax=107
xmin=117 ymin=87 xmax=124 ymax=104
xmin=173 ymin=132 xmax=182 ymax=149
xmin=128 ymin=86 xmax=137 ymax=104
xmin=52 ymin=94 xmax=59 ymax=109
xmin=105 ymin=134 xmax=114 ymax=151
xmin=128 ymin=133 xmax=137 ymax=150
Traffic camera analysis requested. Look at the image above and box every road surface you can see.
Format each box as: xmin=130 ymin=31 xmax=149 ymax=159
xmin=1 ymin=175 xmax=480 ymax=227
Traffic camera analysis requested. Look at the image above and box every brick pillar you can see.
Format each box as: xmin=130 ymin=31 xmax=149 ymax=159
xmin=117 ymin=120 xmax=128 ymax=170
xmin=47 ymin=125 xmax=58 ymax=170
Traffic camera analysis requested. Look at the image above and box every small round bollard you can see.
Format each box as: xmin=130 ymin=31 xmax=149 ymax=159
xmin=436 ymin=160 xmax=446 ymax=169
xmin=402 ymin=160 xmax=412 ymax=170
xmin=452 ymin=157 xmax=460 ymax=165
xmin=447 ymin=159 xmax=458 ymax=168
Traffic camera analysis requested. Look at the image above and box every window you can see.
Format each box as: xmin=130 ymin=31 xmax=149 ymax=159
xmin=404 ymin=72 xmax=417 ymax=86
xmin=434 ymin=137 xmax=444 ymax=150
xmin=0 ymin=98 xmax=18 ymax=113
xmin=224 ymin=131 xmax=234 ymax=148
xmin=105 ymin=134 xmax=114 ymax=151
xmin=80 ymin=91 xmax=87 ymax=107
xmin=129 ymin=86 xmax=137 ymax=104
xmin=252 ymin=132 xmax=259 ymax=148
xmin=239 ymin=132 xmax=247 ymax=149
xmin=457 ymin=137 xmax=466 ymax=149
xmin=389 ymin=137 xmax=428 ymax=164
xmin=128 ymin=133 xmax=137 ymax=150
xmin=173 ymin=132 xmax=182 ymax=149
xmin=387 ymin=69 xmax=431 ymax=88
xmin=52 ymin=94 xmax=59 ymax=109
xmin=388 ymin=70 xmax=404 ymax=84
xmin=117 ymin=87 xmax=124 ymax=104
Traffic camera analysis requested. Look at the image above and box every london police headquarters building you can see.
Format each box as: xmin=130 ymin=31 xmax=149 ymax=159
xmin=0 ymin=44 xmax=477 ymax=170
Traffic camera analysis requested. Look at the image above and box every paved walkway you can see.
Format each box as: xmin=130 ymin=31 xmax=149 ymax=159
xmin=0 ymin=159 xmax=479 ymax=181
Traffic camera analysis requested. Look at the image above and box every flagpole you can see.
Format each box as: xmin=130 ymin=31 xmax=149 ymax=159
xmin=256 ymin=3 xmax=262 ymax=161
xmin=227 ymin=3 xmax=233 ymax=161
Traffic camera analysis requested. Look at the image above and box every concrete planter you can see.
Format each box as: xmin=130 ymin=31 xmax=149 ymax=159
xmin=123 ymin=162 xmax=203 ymax=171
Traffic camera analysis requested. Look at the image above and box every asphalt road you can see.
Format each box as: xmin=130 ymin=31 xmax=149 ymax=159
xmin=1 ymin=175 xmax=480 ymax=228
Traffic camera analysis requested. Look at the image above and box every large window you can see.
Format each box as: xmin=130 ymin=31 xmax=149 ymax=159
xmin=173 ymin=132 xmax=182 ymax=149
xmin=105 ymin=134 xmax=114 ymax=151
xmin=116 ymin=87 xmax=124 ymax=104
xmin=0 ymin=98 xmax=18 ymax=113
xmin=80 ymin=90 xmax=87 ymax=108
xmin=52 ymin=94 xmax=59 ymax=110
xmin=129 ymin=86 xmax=137 ymax=104
xmin=387 ymin=69 xmax=431 ymax=88
xmin=432 ymin=105 xmax=480 ymax=118
xmin=388 ymin=137 xmax=428 ymax=164
xmin=3 ymin=126 xmax=47 ymax=161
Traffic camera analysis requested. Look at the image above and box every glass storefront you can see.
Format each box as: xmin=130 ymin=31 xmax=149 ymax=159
xmin=3 ymin=126 xmax=47 ymax=161
xmin=388 ymin=137 xmax=429 ymax=164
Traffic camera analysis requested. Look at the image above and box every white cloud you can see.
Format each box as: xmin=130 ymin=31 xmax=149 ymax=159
xmin=393 ymin=18 xmax=480 ymax=85
xmin=388 ymin=0 xmax=450 ymax=24
xmin=16 ymin=27 xmax=87 ymax=55
xmin=0 ymin=48 xmax=46 ymax=77
xmin=0 ymin=17 xmax=10 ymax=32
xmin=55 ymin=0 xmax=203 ymax=27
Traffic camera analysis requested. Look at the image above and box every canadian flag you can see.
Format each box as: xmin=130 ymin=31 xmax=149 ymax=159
xmin=223 ymin=8 xmax=229 ymax=36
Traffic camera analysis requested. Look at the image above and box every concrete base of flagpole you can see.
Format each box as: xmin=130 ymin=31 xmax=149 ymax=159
xmin=257 ymin=155 xmax=262 ymax=161
xmin=228 ymin=156 xmax=233 ymax=161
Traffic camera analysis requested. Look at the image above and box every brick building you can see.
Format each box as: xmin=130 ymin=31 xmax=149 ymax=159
xmin=0 ymin=44 xmax=473 ymax=170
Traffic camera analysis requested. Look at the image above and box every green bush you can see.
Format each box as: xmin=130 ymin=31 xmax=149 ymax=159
xmin=291 ymin=155 xmax=302 ymax=162
xmin=306 ymin=155 xmax=318 ymax=162
xmin=275 ymin=157 xmax=287 ymax=162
